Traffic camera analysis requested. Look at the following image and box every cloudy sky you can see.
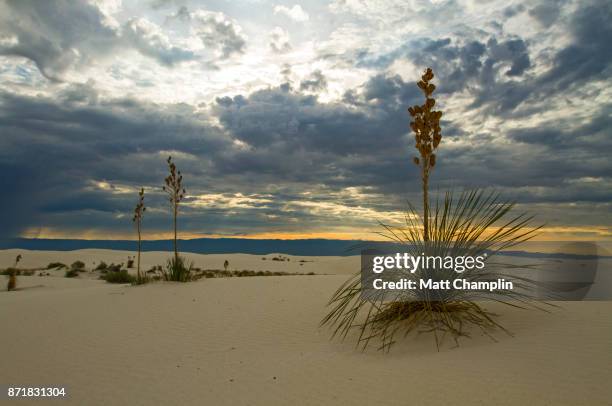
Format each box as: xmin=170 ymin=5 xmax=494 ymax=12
xmin=0 ymin=0 xmax=610 ymax=241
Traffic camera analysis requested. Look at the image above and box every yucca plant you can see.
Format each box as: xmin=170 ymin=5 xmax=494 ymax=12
xmin=322 ymin=190 xmax=544 ymax=351
xmin=6 ymin=254 xmax=21 ymax=291
xmin=133 ymin=188 xmax=146 ymax=284
xmin=321 ymin=68 xmax=544 ymax=351
xmin=162 ymin=156 xmax=186 ymax=268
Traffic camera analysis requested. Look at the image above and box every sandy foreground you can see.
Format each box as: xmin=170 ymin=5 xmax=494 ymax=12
xmin=1 ymin=249 xmax=611 ymax=405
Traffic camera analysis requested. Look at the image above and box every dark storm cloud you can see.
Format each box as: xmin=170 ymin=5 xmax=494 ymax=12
xmin=356 ymin=34 xmax=529 ymax=111
xmin=503 ymin=4 xmax=526 ymax=18
xmin=479 ymin=0 xmax=611 ymax=113
xmin=0 ymin=89 xmax=231 ymax=237
xmin=403 ymin=36 xmax=531 ymax=100
xmin=506 ymin=106 xmax=612 ymax=152
xmin=538 ymin=0 xmax=612 ymax=91
xmin=0 ymin=163 xmax=43 ymax=238
xmin=354 ymin=0 xmax=610 ymax=118
xmin=214 ymin=75 xmax=419 ymax=158
xmin=528 ymin=1 xmax=563 ymax=28
xmin=0 ymin=0 xmax=118 ymax=80
xmin=212 ymin=65 xmax=611 ymax=214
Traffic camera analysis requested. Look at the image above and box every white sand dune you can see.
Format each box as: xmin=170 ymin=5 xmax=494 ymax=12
xmin=0 ymin=250 xmax=611 ymax=405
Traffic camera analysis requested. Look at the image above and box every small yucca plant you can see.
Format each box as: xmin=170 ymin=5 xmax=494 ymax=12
xmin=7 ymin=254 xmax=21 ymax=291
xmin=133 ymin=188 xmax=146 ymax=284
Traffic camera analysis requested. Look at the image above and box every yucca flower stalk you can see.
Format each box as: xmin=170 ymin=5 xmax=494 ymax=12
xmin=162 ymin=156 xmax=186 ymax=266
xmin=408 ymin=68 xmax=442 ymax=242
xmin=132 ymin=188 xmax=146 ymax=283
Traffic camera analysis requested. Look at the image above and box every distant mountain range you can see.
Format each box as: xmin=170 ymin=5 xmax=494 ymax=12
xmin=0 ymin=238 xmax=608 ymax=259
xmin=0 ymin=238 xmax=382 ymax=256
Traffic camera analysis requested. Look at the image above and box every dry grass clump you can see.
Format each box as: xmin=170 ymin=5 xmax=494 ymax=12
xmin=95 ymin=261 xmax=108 ymax=271
xmin=70 ymin=261 xmax=85 ymax=271
xmin=65 ymin=269 xmax=80 ymax=278
xmin=102 ymin=269 xmax=136 ymax=284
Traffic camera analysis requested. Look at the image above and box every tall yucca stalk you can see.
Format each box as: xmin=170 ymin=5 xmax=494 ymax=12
xmin=408 ymin=68 xmax=442 ymax=242
xmin=163 ymin=156 xmax=186 ymax=265
xmin=132 ymin=188 xmax=146 ymax=283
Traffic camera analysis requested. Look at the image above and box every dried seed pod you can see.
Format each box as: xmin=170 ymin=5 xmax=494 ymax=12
xmin=407 ymin=67 xmax=442 ymax=172
xmin=413 ymin=157 xmax=420 ymax=165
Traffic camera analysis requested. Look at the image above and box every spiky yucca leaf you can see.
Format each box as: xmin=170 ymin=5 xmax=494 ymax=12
xmin=321 ymin=189 xmax=546 ymax=351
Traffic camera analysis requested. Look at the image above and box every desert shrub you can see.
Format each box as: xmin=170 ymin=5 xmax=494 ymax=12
xmin=47 ymin=262 xmax=67 ymax=269
xmin=161 ymin=256 xmax=193 ymax=282
xmin=132 ymin=272 xmax=152 ymax=285
xmin=2 ymin=268 xmax=36 ymax=276
xmin=65 ymin=269 xmax=79 ymax=278
xmin=103 ymin=269 xmax=135 ymax=284
xmin=71 ymin=261 xmax=85 ymax=270
xmin=95 ymin=261 xmax=108 ymax=271
xmin=190 ymin=268 xmax=316 ymax=280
